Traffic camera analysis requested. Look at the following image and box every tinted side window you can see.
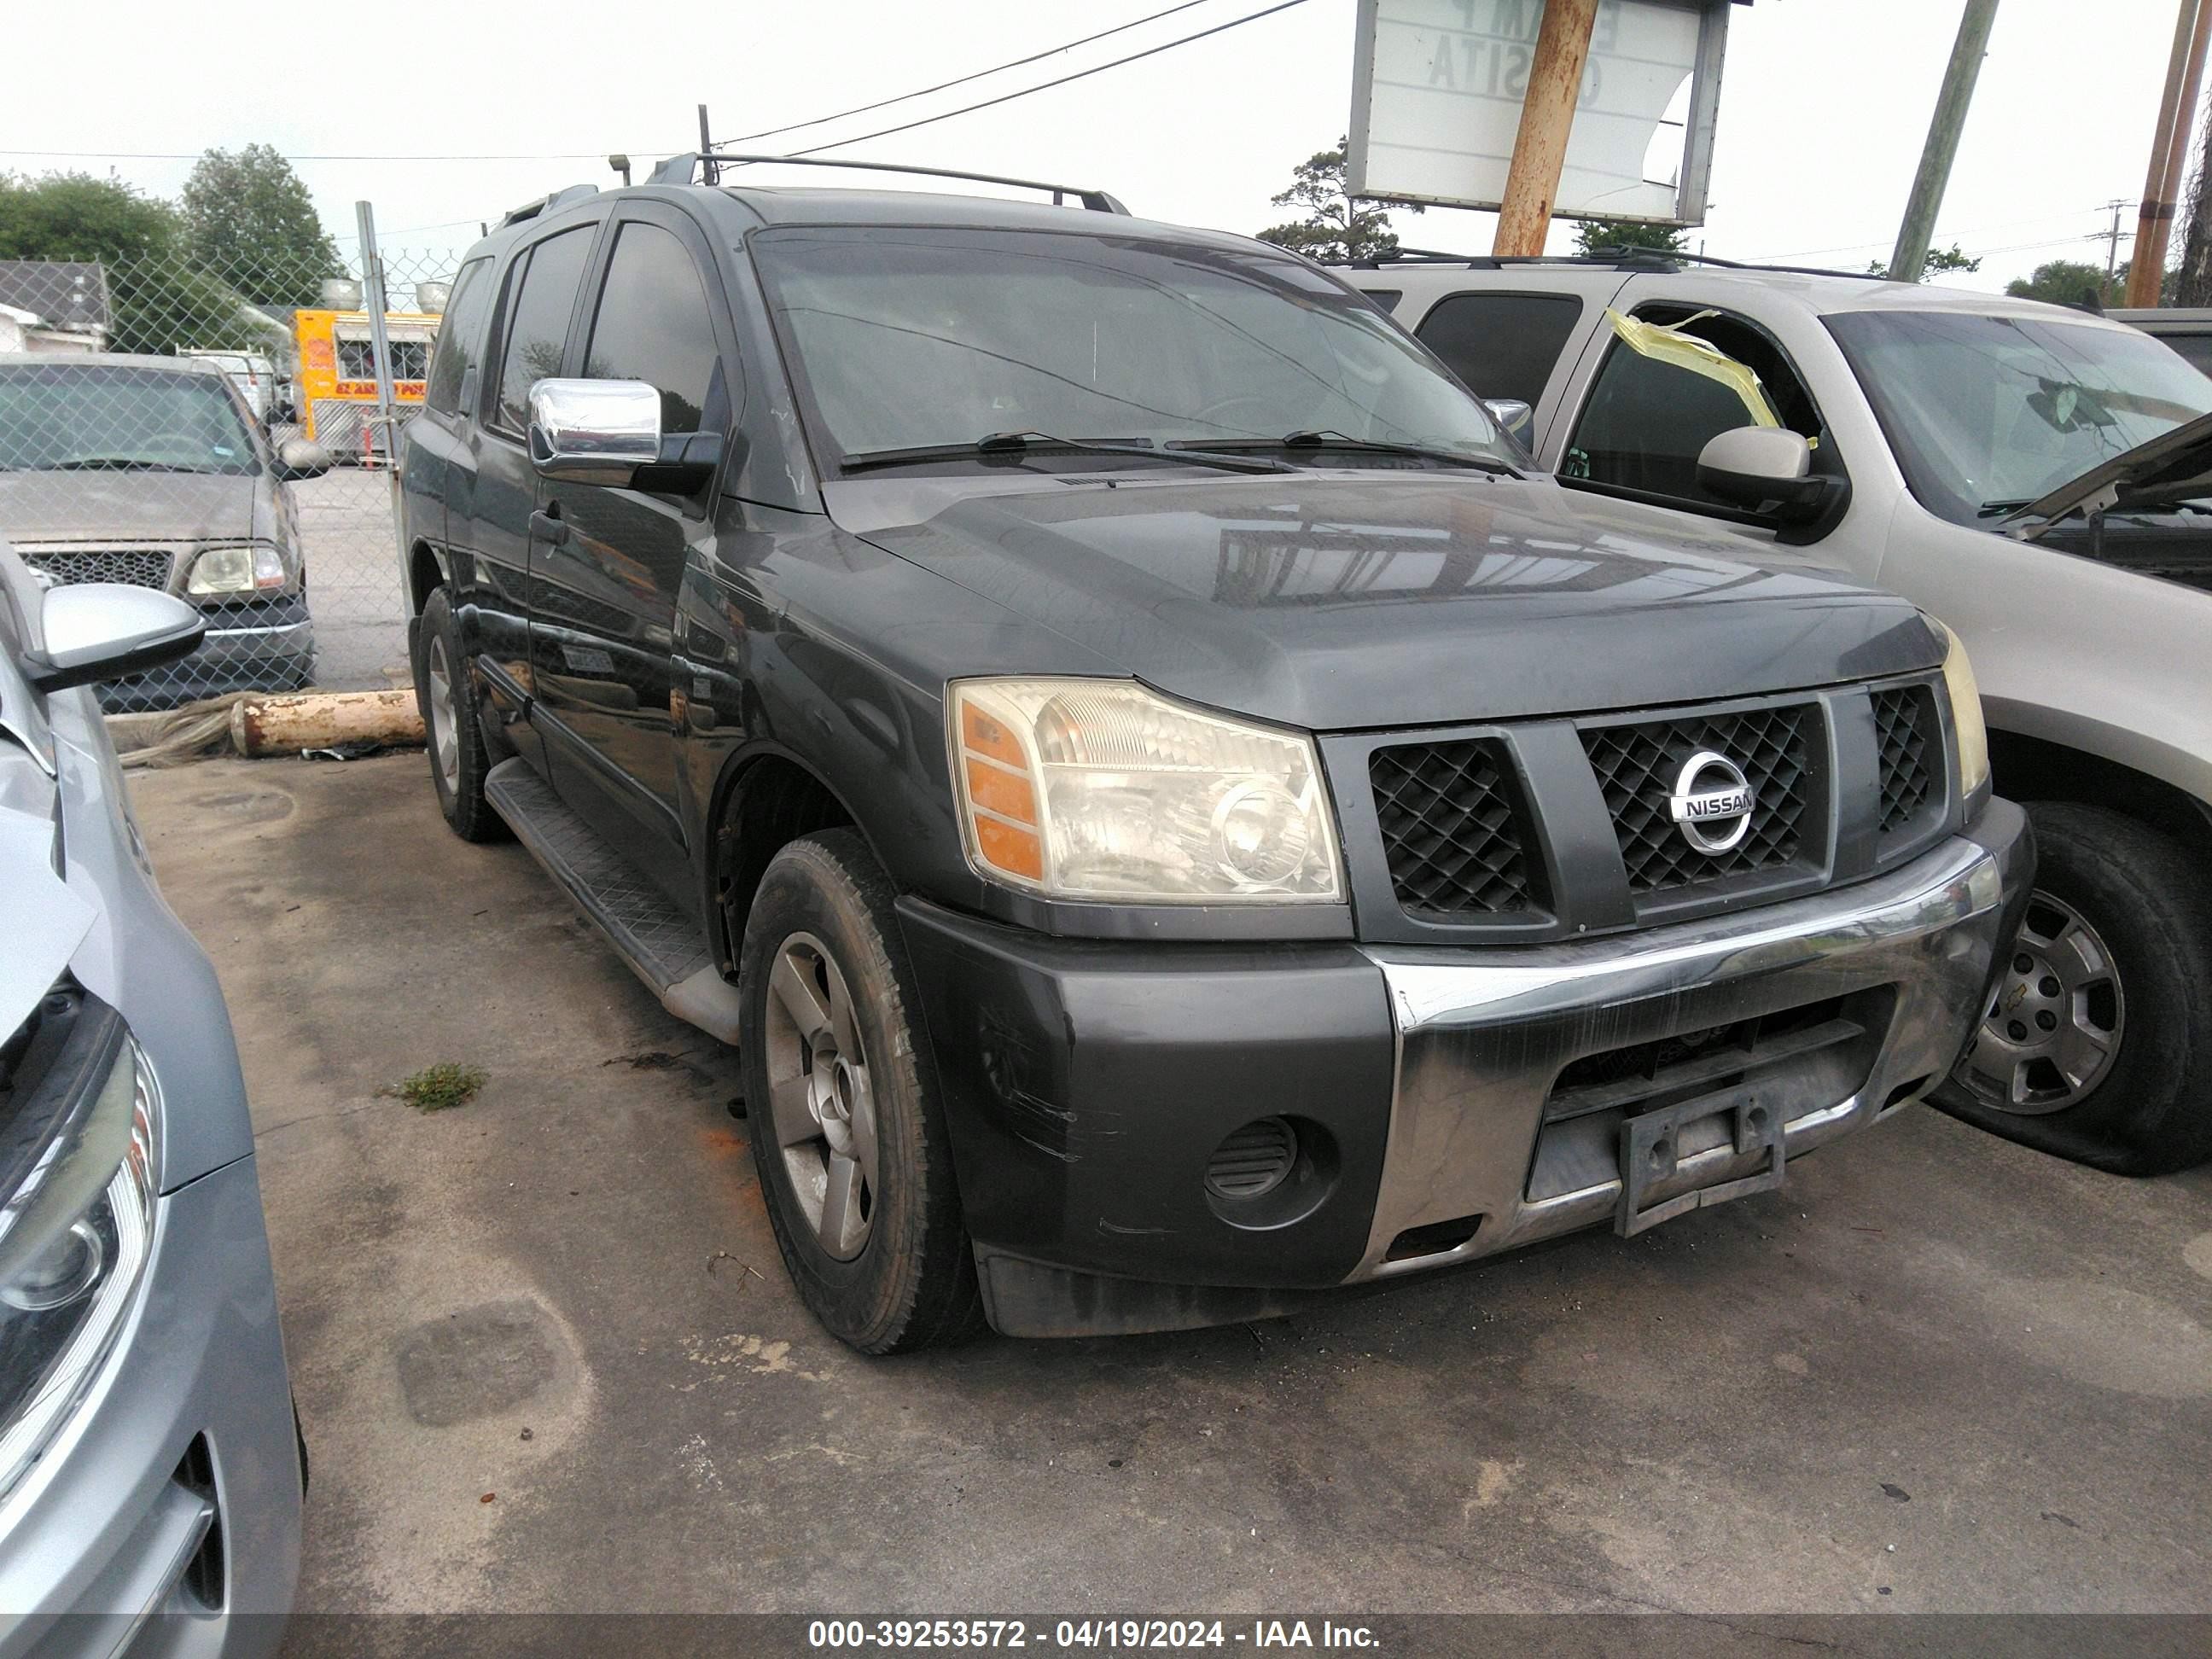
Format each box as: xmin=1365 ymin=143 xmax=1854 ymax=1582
xmin=1563 ymin=345 xmax=1751 ymax=501
xmin=1416 ymin=293 xmax=1583 ymax=407
xmin=492 ymin=226 xmax=594 ymax=434
xmin=583 ymin=223 xmax=723 ymax=434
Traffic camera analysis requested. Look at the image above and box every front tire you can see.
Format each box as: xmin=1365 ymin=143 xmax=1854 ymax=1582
xmin=410 ymin=585 xmax=507 ymax=843
xmin=1937 ymin=802 xmax=2212 ymax=1174
xmin=739 ymin=830 xmax=981 ymax=1353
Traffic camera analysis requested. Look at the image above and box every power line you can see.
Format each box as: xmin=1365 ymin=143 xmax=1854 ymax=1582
xmin=769 ymin=0 xmax=1314 ymax=161
xmin=9 ymin=2 xmax=1312 ymax=174
xmin=1748 ymin=206 xmax=2128 ymax=265
xmin=19 ymin=1 xmax=1307 ymax=182
xmin=727 ymin=0 xmax=1225 ymax=144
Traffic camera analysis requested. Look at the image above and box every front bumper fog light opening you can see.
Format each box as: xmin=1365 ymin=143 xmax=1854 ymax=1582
xmin=1202 ymin=1116 xmax=1339 ymax=1228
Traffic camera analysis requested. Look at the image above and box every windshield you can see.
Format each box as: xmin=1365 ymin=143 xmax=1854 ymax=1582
xmin=749 ymin=226 xmax=1511 ymax=469
xmin=0 ymin=364 xmax=259 ymax=475
xmin=1826 ymin=310 xmax=2212 ymax=523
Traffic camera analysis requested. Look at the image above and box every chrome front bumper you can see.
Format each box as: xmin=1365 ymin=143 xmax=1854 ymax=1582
xmin=1345 ymin=800 xmax=2032 ymax=1282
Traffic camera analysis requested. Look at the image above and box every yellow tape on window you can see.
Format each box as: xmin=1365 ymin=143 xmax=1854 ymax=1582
xmin=1604 ymin=308 xmax=1782 ymax=430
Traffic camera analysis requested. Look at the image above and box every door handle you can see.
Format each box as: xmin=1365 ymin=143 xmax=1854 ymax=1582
xmin=529 ymin=507 xmax=568 ymax=546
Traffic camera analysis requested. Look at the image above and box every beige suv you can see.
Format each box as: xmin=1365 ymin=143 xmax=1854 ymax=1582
xmin=1346 ymin=253 xmax=2212 ymax=1175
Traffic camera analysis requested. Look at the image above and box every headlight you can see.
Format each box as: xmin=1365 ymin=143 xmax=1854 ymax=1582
xmin=0 ymin=992 xmax=160 ymax=1505
xmin=185 ymin=544 xmax=286 ymax=596
xmin=948 ymin=678 xmax=1344 ymax=903
xmin=1930 ymin=619 xmax=1991 ymax=796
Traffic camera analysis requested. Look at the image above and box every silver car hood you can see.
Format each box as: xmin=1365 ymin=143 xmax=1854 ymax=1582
xmin=2009 ymin=408 xmax=2212 ymax=534
xmin=0 ymin=469 xmax=259 ymax=544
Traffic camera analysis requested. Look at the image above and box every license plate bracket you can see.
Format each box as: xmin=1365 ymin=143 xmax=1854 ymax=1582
xmin=1615 ymin=1091 xmax=1787 ymax=1237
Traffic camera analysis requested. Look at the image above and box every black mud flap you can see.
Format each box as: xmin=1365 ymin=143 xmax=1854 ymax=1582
xmin=1616 ymin=1091 xmax=1788 ymax=1237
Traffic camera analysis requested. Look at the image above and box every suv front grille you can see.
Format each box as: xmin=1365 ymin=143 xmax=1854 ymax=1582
xmin=1580 ymin=702 xmax=1814 ymax=895
xmin=1371 ymin=737 xmax=1537 ymax=916
xmin=1871 ymin=684 xmax=1938 ymax=836
xmin=20 ymin=547 xmax=175 ymax=590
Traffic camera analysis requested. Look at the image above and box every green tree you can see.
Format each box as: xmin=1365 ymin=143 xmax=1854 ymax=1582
xmin=1255 ymin=137 xmax=1417 ymax=263
xmin=1866 ymin=243 xmax=1982 ymax=281
xmin=179 ymin=144 xmax=341 ymax=308
xmin=2004 ymin=259 xmax=2122 ymax=309
xmin=0 ymin=171 xmax=259 ymax=353
xmin=1571 ymin=218 xmax=1688 ymax=257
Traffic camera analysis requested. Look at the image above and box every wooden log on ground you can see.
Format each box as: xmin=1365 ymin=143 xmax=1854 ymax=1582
xmin=230 ymin=689 xmax=426 ymax=757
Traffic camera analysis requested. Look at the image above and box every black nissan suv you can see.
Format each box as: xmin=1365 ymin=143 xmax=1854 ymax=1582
xmin=398 ymin=154 xmax=2031 ymax=1352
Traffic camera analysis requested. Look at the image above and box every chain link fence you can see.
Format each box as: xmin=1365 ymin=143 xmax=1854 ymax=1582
xmin=0 ymin=230 xmax=461 ymax=708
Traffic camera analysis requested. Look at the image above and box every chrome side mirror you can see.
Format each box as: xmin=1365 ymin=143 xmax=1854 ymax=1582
xmin=528 ymin=378 xmax=662 ymax=486
xmin=30 ymin=584 xmax=204 ymax=693
xmin=1482 ymin=398 xmax=1534 ymax=443
xmin=276 ymin=437 xmax=332 ymax=481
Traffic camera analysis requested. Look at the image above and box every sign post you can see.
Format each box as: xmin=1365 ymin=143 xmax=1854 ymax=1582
xmin=1348 ymin=0 xmax=1739 ymax=232
xmin=1492 ymin=0 xmax=1602 ymax=253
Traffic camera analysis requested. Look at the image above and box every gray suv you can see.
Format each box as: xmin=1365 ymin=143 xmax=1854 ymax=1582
xmin=0 ymin=541 xmax=300 ymax=1644
xmin=398 ymin=157 xmax=2029 ymax=1351
xmin=0 ymin=354 xmax=329 ymax=711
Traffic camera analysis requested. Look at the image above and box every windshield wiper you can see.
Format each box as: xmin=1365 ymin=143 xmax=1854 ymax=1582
xmin=1169 ymin=430 xmax=1519 ymax=475
xmin=1976 ymin=498 xmax=2034 ymax=518
xmin=841 ymin=431 xmax=1294 ymax=476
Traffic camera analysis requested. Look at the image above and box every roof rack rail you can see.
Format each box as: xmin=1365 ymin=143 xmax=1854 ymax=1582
xmin=644 ymin=149 xmax=1128 ymax=214
xmin=1330 ymin=244 xmax=1880 ymax=282
xmin=1585 ymin=244 xmax=1885 ymax=282
xmin=498 ymin=183 xmax=599 ymax=229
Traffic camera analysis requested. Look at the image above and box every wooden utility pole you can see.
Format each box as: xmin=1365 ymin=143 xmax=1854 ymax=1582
xmin=1491 ymin=0 xmax=1602 ymax=257
xmin=2095 ymin=198 xmax=2133 ymax=288
xmin=1888 ymin=0 xmax=2001 ymax=282
xmin=2128 ymin=0 xmax=2212 ymax=307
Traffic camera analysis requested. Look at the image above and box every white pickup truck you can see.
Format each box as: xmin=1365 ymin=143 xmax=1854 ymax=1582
xmin=1344 ymin=252 xmax=2212 ymax=1175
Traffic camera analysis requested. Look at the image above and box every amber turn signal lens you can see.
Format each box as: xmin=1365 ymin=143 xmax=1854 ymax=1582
xmin=963 ymin=757 xmax=1038 ymax=825
xmin=974 ymin=815 xmax=1044 ymax=880
xmin=961 ymin=703 xmax=1026 ymax=767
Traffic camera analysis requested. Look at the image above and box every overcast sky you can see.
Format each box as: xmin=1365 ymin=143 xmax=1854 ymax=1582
xmin=2 ymin=0 xmax=2185 ymax=292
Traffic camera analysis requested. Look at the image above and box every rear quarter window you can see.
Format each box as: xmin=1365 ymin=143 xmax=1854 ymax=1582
xmin=1415 ymin=292 xmax=1584 ymax=407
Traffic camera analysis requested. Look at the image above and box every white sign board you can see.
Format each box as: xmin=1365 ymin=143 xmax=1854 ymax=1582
xmin=1348 ymin=0 xmax=1732 ymax=226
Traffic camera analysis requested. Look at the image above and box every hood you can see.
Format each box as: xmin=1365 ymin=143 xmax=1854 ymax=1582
xmin=0 ymin=469 xmax=258 ymax=546
xmin=830 ymin=471 xmax=1941 ymax=731
xmin=2011 ymin=408 xmax=2212 ymax=534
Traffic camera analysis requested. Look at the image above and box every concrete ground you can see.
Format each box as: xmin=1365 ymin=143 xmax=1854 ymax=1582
xmin=128 ymin=753 xmax=2212 ymax=1618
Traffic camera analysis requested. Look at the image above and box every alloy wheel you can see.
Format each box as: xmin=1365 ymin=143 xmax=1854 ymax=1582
xmin=760 ymin=931 xmax=879 ymax=1260
xmin=1954 ymin=890 xmax=2125 ymax=1115
xmin=426 ymin=634 xmax=460 ymax=795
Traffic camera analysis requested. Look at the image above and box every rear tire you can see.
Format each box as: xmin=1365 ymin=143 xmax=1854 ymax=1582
xmin=1936 ymin=802 xmax=2212 ymax=1174
xmin=410 ymin=585 xmax=508 ymax=843
xmin=738 ymin=830 xmax=981 ymax=1353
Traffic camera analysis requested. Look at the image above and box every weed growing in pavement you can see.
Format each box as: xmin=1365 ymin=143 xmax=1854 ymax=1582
xmin=387 ymin=1062 xmax=489 ymax=1112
